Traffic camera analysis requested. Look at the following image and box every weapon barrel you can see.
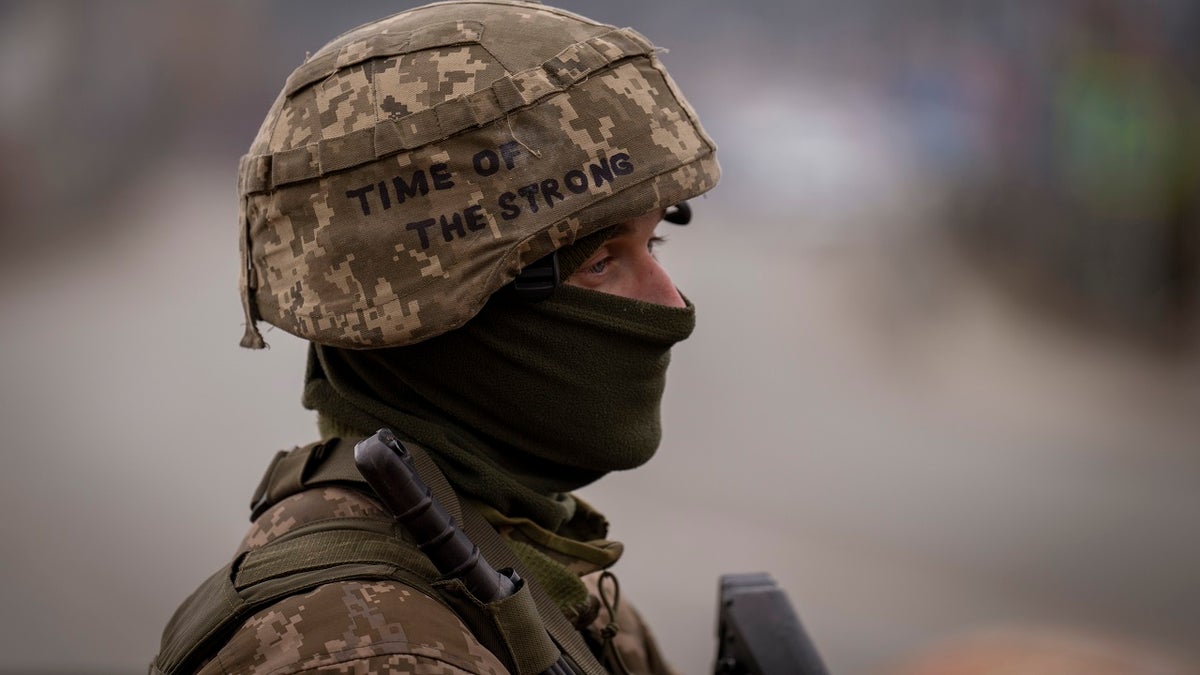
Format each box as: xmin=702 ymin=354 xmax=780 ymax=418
xmin=354 ymin=429 xmax=516 ymax=602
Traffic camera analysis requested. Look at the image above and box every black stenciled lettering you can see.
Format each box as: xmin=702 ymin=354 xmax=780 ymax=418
xmin=463 ymin=204 xmax=486 ymax=231
xmin=346 ymin=185 xmax=375 ymax=215
xmin=440 ymin=212 xmax=465 ymax=242
xmin=500 ymin=141 xmax=522 ymax=169
xmin=498 ymin=192 xmax=520 ymax=220
xmin=611 ymin=153 xmax=634 ymax=176
xmin=406 ymin=218 xmax=436 ymax=249
xmin=472 ymin=149 xmax=499 ymax=177
xmin=393 ymin=172 xmax=429 ymax=202
xmin=564 ymin=170 xmax=588 ymax=194
xmin=377 ymin=181 xmax=391 ymax=210
xmin=517 ymin=184 xmax=540 ymax=213
xmin=589 ymin=157 xmax=614 ymax=187
xmin=540 ymin=179 xmax=563 ymax=208
xmin=430 ymin=163 xmax=455 ymax=190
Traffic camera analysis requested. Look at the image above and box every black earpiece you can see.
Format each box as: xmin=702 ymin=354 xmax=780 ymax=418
xmin=664 ymin=201 xmax=692 ymax=225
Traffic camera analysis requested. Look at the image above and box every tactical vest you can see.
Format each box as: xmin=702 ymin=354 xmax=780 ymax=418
xmin=150 ymin=437 xmax=609 ymax=675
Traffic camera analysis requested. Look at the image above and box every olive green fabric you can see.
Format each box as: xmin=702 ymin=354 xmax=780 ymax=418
xmin=303 ymin=284 xmax=695 ymax=532
xmin=432 ymin=576 xmax=562 ymax=675
xmin=505 ymin=538 xmax=590 ymax=616
xmin=473 ymin=501 xmax=622 ymax=571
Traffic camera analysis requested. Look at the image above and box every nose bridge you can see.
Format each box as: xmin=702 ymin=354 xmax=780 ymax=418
xmin=637 ymin=252 xmax=685 ymax=307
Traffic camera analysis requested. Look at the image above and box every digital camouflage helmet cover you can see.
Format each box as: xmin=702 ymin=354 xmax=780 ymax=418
xmin=237 ymin=0 xmax=720 ymax=349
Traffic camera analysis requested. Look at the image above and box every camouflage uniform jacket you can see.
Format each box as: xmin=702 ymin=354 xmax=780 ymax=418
xmin=192 ymin=485 xmax=677 ymax=675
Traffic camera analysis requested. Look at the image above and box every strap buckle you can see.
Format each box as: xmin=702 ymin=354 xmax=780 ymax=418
xmin=510 ymin=252 xmax=559 ymax=303
xmin=249 ymin=439 xmax=337 ymax=521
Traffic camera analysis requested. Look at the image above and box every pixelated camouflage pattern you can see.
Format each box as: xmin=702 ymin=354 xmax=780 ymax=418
xmin=197 ymin=579 xmax=508 ymax=675
xmin=235 ymin=487 xmax=388 ymax=556
xmin=238 ymin=0 xmax=719 ymax=349
xmin=198 ymin=486 xmax=675 ymax=674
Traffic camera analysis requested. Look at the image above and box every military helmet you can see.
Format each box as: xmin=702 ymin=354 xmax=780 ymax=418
xmin=237 ymin=0 xmax=720 ymax=349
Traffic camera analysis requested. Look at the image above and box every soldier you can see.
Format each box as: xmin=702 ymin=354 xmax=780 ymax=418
xmin=153 ymin=1 xmax=718 ymax=673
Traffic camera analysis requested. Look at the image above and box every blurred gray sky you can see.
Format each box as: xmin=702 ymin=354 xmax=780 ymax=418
xmin=0 ymin=2 xmax=1197 ymax=674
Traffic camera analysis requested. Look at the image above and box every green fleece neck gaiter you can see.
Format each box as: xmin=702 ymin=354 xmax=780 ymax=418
xmin=303 ymin=284 xmax=695 ymax=532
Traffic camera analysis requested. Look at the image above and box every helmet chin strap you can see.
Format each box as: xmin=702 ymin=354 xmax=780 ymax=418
xmin=510 ymin=252 xmax=560 ymax=303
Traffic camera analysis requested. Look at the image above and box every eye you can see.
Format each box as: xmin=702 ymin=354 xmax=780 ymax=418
xmin=586 ymin=257 xmax=610 ymax=274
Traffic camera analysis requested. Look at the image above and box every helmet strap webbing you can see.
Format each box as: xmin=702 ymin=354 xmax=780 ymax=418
xmin=238 ymin=195 xmax=266 ymax=349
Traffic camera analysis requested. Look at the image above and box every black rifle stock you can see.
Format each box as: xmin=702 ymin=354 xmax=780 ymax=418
xmin=354 ymin=429 xmax=575 ymax=675
xmin=714 ymin=573 xmax=830 ymax=675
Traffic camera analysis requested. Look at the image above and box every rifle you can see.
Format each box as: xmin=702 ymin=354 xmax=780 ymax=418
xmin=714 ymin=573 xmax=830 ymax=675
xmin=354 ymin=429 xmax=576 ymax=675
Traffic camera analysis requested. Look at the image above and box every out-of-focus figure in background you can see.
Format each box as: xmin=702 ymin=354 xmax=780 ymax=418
xmin=941 ymin=0 xmax=1200 ymax=347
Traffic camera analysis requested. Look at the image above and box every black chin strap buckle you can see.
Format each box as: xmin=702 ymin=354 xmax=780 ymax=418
xmin=510 ymin=251 xmax=559 ymax=303
xmin=664 ymin=201 xmax=692 ymax=225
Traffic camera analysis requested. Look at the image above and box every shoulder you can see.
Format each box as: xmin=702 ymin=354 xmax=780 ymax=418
xmin=238 ymin=485 xmax=387 ymax=555
xmin=197 ymin=486 xmax=509 ymax=675
xmin=199 ymin=578 xmax=508 ymax=675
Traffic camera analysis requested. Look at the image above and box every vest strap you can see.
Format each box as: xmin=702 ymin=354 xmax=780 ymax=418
xmin=155 ymin=436 xmax=607 ymax=675
xmin=151 ymin=517 xmax=440 ymax=675
xmin=234 ymin=527 xmax=434 ymax=588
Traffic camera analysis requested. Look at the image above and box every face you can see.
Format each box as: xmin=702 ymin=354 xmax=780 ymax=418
xmin=564 ymin=210 xmax=685 ymax=308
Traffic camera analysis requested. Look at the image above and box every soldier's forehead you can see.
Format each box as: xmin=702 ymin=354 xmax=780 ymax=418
xmin=615 ymin=209 xmax=668 ymax=232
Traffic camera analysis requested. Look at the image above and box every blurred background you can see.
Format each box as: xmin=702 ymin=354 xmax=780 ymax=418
xmin=1 ymin=0 xmax=1197 ymax=673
